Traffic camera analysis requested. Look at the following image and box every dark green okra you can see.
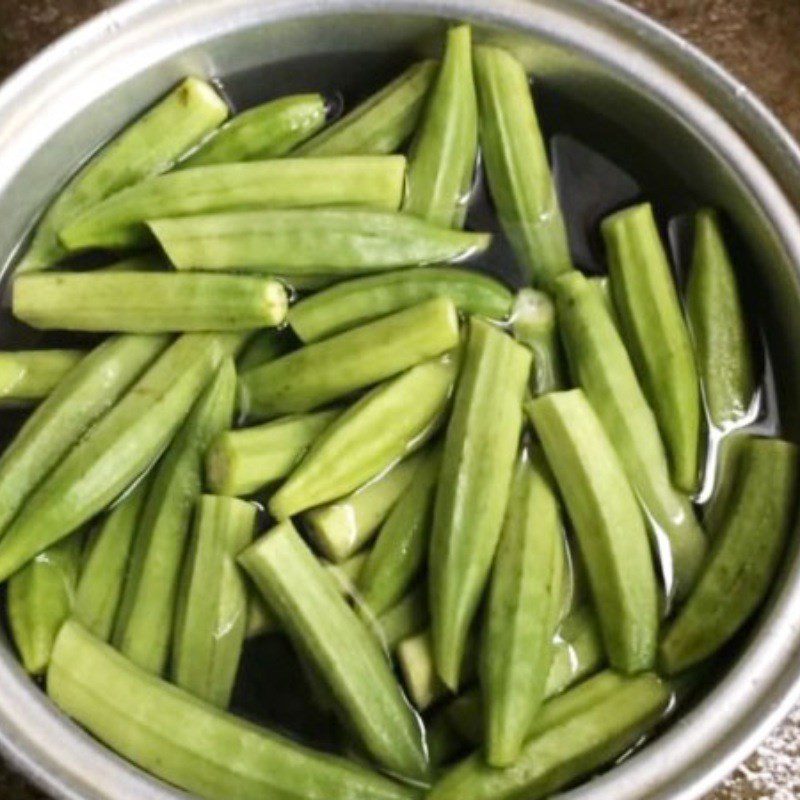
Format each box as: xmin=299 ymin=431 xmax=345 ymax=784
xmin=511 ymin=288 xmax=566 ymax=395
xmin=17 ymin=78 xmax=228 ymax=272
xmin=239 ymin=521 xmax=429 ymax=781
xmin=602 ymin=203 xmax=702 ymax=492
xmin=180 ymin=94 xmax=327 ymax=166
xmin=13 ymin=272 xmax=287 ymax=332
xmin=113 ymin=359 xmax=237 ymax=675
xmin=473 ymin=45 xmax=573 ymax=288
xmin=270 ymin=354 xmax=457 ymax=520
xmin=661 ymin=437 xmax=798 ymax=674
xmin=240 ymin=297 xmax=460 ymax=419
xmin=0 ymin=350 xmax=84 ymax=406
xmin=430 ymin=318 xmax=531 ymax=690
xmin=297 ymin=61 xmax=437 ymax=156
xmin=237 ymin=329 xmax=294 ymax=372
xmin=529 ymin=390 xmax=659 ymax=673
xmin=404 ymin=25 xmax=477 ymax=228
xmin=60 ymin=156 xmax=407 ymax=250
xmin=687 ymin=209 xmax=756 ymax=430
xmin=48 ymin=620 xmax=420 ymax=800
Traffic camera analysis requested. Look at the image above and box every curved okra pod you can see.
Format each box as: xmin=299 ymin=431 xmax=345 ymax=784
xmin=404 ymin=25 xmax=477 ymax=228
xmin=48 ymin=620 xmax=421 ymax=800
xmin=687 ymin=209 xmax=756 ymax=430
xmin=237 ymin=329 xmax=294 ymax=372
xmin=289 ymin=267 xmax=512 ymax=343
xmin=0 ymin=334 xmax=168 ymax=536
xmin=180 ymin=94 xmax=327 ymax=166
xmin=0 ymin=350 xmax=84 ymax=406
xmin=269 ymin=354 xmax=457 ymax=520
xmin=206 ymin=410 xmax=340 ymax=497
xmin=555 ymin=272 xmax=707 ymax=600
xmin=602 ymin=203 xmax=702 ymax=492
xmin=150 ymin=208 xmax=490 ymax=274
xmin=113 ymin=359 xmax=237 ymax=675
xmin=661 ymin=437 xmax=798 ymax=674
xmin=172 ymin=495 xmax=256 ymax=707
xmin=473 ymin=45 xmax=573 ymax=288
xmin=239 ymin=521 xmax=429 ymax=781
xmin=8 ymin=532 xmax=82 ymax=675
xmin=240 ymin=297 xmax=460 ymax=419
xmin=60 ymin=156 xmax=407 ymax=250
xmin=304 ymin=453 xmax=422 ymax=563
xmin=297 ymin=61 xmax=438 ymax=156
xmin=17 ymin=78 xmax=228 ymax=272
xmin=430 ymin=318 xmax=531 ymax=690
xmin=529 ymin=390 xmax=659 ymax=673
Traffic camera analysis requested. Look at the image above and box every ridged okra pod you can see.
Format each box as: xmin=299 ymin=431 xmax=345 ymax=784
xmin=8 ymin=532 xmax=82 ymax=674
xmin=555 ymin=271 xmax=707 ymax=600
xmin=60 ymin=156 xmax=407 ymax=250
xmin=206 ymin=410 xmax=339 ymax=497
xmin=0 ymin=334 xmax=167 ymax=536
xmin=529 ymin=390 xmax=659 ymax=673
xmin=661 ymin=437 xmax=798 ymax=674
xmin=17 ymin=78 xmax=228 ymax=272
xmin=270 ymin=355 xmax=457 ymax=520
xmin=0 ymin=350 xmax=84 ymax=406
xmin=180 ymin=94 xmax=327 ymax=166
xmin=429 ymin=318 xmax=531 ymax=689
xmin=289 ymin=267 xmax=512 ymax=343
xmin=13 ymin=272 xmax=287 ymax=333
xmin=72 ymin=478 xmax=150 ymax=641
xmin=687 ymin=209 xmax=756 ymax=430
xmin=239 ymin=521 xmax=429 ymax=780
xmin=473 ymin=45 xmax=573 ymax=288
xmin=240 ymin=297 xmax=460 ymax=419
xmin=173 ymin=495 xmax=256 ymax=707
xmin=151 ymin=208 xmax=490 ymax=274
xmin=511 ymin=288 xmax=566 ymax=395
xmin=371 ymin=583 xmax=429 ymax=651
xmin=297 ymin=61 xmax=437 ymax=156
xmin=404 ymin=25 xmax=477 ymax=228
xmin=48 ymin=620 xmax=420 ymax=800
xmin=304 ymin=453 xmax=422 ymax=563
xmin=481 ymin=446 xmax=565 ymax=767
xmin=113 ymin=359 xmax=237 ymax=674
xmin=602 ymin=203 xmax=702 ymax=492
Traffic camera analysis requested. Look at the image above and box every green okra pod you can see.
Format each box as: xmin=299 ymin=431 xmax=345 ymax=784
xmin=297 ymin=61 xmax=437 ymax=156
xmin=529 ymin=390 xmax=659 ymax=673
xmin=426 ymin=712 xmax=465 ymax=768
xmin=304 ymin=453 xmax=422 ymax=563
xmin=48 ymin=620 xmax=420 ymax=800
xmin=0 ymin=334 xmax=167 ymax=536
xmin=13 ymin=271 xmax=287 ymax=333
xmin=237 ymin=329 xmax=294 ymax=372
xmin=17 ymin=77 xmax=228 ymax=272
xmin=404 ymin=25 xmax=478 ymax=228
xmin=480 ymin=446 xmax=566 ymax=767
xmin=687 ymin=209 xmax=756 ymax=430
xmin=180 ymin=94 xmax=327 ymax=167
xmin=473 ymin=45 xmax=573 ymax=288
xmin=269 ymin=354 xmax=457 ymax=520
xmin=0 ymin=350 xmax=84 ymax=406
xmin=239 ymin=521 xmax=429 ymax=781
xmin=240 ymin=297 xmax=460 ymax=419
xmin=205 ymin=410 xmax=340 ymax=497
xmin=72 ymin=478 xmax=150 ymax=641
xmin=113 ymin=359 xmax=237 ymax=675
xmin=371 ymin=583 xmax=430 ymax=651
xmin=661 ymin=437 xmax=798 ymax=674
xmin=589 ymin=276 xmax=619 ymax=328
xmin=172 ymin=495 xmax=256 ymax=707
xmin=150 ymin=208 xmax=490 ymax=274
xmin=602 ymin=203 xmax=702 ymax=492
xmin=289 ymin=267 xmax=512 ymax=343
xmin=60 ymin=156 xmax=407 ymax=251
xmin=8 ymin=532 xmax=82 ymax=675
xmin=429 ymin=318 xmax=531 ymax=689
xmin=555 ymin=271 xmax=707 ymax=600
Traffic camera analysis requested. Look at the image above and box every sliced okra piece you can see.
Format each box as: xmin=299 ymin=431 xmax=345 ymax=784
xmin=0 ymin=350 xmax=84 ymax=406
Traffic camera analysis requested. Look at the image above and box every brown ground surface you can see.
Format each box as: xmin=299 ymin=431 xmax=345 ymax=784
xmin=1 ymin=0 xmax=799 ymax=798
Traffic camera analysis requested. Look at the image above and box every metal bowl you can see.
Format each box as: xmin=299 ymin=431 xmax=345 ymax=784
xmin=1 ymin=1 xmax=800 ymax=798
